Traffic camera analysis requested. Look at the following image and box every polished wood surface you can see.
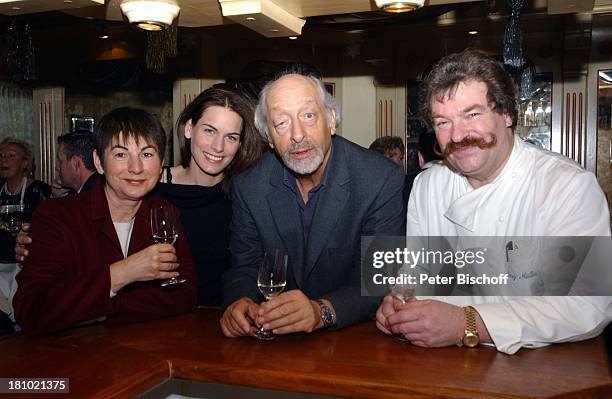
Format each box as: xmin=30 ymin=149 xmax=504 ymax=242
xmin=0 ymin=308 xmax=610 ymax=398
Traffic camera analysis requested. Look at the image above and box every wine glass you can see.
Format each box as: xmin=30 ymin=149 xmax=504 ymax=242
xmin=1 ymin=204 xmax=23 ymax=236
xmin=150 ymin=205 xmax=186 ymax=287
xmin=389 ymin=268 xmax=416 ymax=342
xmin=254 ymin=249 xmax=288 ymax=340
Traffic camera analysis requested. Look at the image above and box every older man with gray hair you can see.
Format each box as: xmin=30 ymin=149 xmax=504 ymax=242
xmin=221 ymin=68 xmax=405 ymax=337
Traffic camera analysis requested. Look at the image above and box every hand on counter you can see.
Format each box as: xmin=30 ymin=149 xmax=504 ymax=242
xmin=256 ymin=289 xmax=323 ymax=335
xmin=220 ymin=297 xmax=260 ymax=337
xmin=377 ymin=295 xmax=492 ymax=348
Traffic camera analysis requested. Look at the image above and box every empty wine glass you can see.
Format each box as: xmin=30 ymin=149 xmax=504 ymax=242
xmin=1 ymin=204 xmax=23 ymax=236
xmin=254 ymin=249 xmax=288 ymax=340
xmin=150 ymin=205 xmax=186 ymax=287
xmin=390 ymin=267 xmax=416 ymax=342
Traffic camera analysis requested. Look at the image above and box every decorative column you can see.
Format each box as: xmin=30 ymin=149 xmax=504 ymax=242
xmin=32 ymin=86 xmax=64 ymax=184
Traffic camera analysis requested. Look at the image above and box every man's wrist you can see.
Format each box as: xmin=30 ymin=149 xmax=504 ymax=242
xmin=314 ymin=299 xmax=336 ymax=329
xmin=310 ymin=300 xmax=325 ymax=330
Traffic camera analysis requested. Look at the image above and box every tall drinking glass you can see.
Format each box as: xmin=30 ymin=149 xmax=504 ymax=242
xmin=1 ymin=204 xmax=23 ymax=236
xmin=255 ymin=249 xmax=288 ymax=340
xmin=150 ymin=205 xmax=186 ymax=287
xmin=390 ymin=268 xmax=416 ymax=342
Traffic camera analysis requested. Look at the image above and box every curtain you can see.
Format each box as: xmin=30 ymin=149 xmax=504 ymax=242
xmin=0 ymin=82 xmax=33 ymax=143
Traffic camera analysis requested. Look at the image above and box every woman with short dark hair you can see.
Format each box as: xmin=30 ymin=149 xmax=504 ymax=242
xmin=14 ymin=107 xmax=197 ymax=334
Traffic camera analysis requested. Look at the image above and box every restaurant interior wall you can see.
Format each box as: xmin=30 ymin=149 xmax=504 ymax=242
xmin=1 ymin=6 xmax=611 ymax=193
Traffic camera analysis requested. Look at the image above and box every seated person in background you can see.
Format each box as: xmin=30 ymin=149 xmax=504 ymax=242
xmin=0 ymin=137 xmax=51 ymax=263
xmin=221 ymin=68 xmax=405 ymax=337
xmin=1 ymin=137 xmax=51 ymax=331
xmin=369 ymin=136 xmax=414 ymax=207
xmin=14 ymin=107 xmax=197 ymax=334
xmin=376 ymin=50 xmax=611 ymax=354
xmin=52 ymin=130 xmax=98 ymax=197
xmin=15 ymin=131 xmax=99 ymax=262
xmin=369 ymin=136 xmax=405 ymax=170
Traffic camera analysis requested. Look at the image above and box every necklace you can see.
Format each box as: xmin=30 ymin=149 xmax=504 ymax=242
xmin=1 ymin=177 xmax=27 ymax=208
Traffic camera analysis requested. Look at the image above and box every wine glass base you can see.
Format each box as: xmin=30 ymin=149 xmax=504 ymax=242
xmin=160 ymin=277 xmax=187 ymax=287
xmin=254 ymin=329 xmax=276 ymax=340
xmin=393 ymin=334 xmax=410 ymax=343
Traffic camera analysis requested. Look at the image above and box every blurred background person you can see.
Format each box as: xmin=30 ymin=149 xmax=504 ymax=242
xmin=369 ymin=136 xmax=405 ymax=171
xmin=53 ymin=130 xmax=98 ymax=197
xmin=0 ymin=137 xmax=51 ymax=260
xmin=13 ymin=107 xmax=197 ymax=334
xmin=0 ymin=137 xmax=51 ymax=333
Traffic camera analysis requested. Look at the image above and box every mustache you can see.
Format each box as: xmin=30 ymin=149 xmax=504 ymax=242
xmin=286 ymin=141 xmax=315 ymax=154
xmin=441 ymin=135 xmax=497 ymax=158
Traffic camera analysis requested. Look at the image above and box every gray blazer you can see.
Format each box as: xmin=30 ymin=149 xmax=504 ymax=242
xmin=223 ymin=136 xmax=405 ymax=329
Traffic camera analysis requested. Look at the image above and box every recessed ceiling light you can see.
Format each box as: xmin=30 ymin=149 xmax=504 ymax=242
xmin=99 ymin=34 xmax=109 ymax=39
xmin=346 ymin=29 xmax=364 ymax=34
xmin=269 ymin=28 xmax=279 ymax=32
xmin=245 ymin=17 xmax=255 ymax=21
xmin=468 ymin=30 xmax=478 ymax=35
xmin=64 ymin=0 xmax=73 ymax=3
xmin=86 ymin=16 xmax=94 ymax=19
xmin=288 ymin=36 xmax=297 ymax=40
xmin=375 ymin=0 xmax=425 ymax=13
xmin=11 ymin=6 xmax=20 ymax=10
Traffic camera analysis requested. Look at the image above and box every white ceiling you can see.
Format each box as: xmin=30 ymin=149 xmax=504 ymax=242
xmin=0 ymin=0 xmax=610 ymax=36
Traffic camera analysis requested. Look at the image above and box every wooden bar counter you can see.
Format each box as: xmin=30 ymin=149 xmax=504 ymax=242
xmin=0 ymin=308 xmax=610 ymax=398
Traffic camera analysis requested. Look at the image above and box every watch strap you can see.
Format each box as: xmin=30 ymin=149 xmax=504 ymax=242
xmin=462 ymin=306 xmax=480 ymax=347
xmin=316 ymin=300 xmax=336 ymax=328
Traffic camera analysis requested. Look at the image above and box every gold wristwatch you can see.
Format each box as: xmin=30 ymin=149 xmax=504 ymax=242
xmin=462 ymin=306 xmax=480 ymax=348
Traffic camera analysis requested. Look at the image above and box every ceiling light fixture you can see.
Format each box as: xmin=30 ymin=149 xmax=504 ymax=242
xmin=374 ymin=0 xmax=425 ymax=13
xmin=288 ymin=36 xmax=297 ymax=40
xmin=120 ymin=0 xmax=180 ymax=31
xmin=468 ymin=30 xmax=478 ymax=35
xmin=245 ymin=16 xmax=256 ymax=21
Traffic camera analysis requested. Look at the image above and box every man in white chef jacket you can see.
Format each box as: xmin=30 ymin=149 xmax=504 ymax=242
xmin=375 ymin=50 xmax=612 ymax=355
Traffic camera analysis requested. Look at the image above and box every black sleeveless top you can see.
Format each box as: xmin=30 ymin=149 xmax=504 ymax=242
xmin=153 ymin=167 xmax=231 ymax=306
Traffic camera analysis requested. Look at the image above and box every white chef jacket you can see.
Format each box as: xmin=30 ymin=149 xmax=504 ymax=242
xmin=407 ymin=135 xmax=612 ymax=354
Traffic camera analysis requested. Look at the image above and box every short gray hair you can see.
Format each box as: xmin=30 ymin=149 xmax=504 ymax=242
xmin=254 ymin=72 xmax=341 ymax=143
xmin=0 ymin=136 xmax=34 ymax=175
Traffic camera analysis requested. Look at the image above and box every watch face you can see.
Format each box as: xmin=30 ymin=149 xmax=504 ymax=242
xmin=463 ymin=333 xmax=479 ymax=348
xmin=321 ymin=307 xmax=333 ymax=326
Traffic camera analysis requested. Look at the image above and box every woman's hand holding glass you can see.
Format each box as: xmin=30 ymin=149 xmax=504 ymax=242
xmin=109 ymin=243 xmax=180 ymax=293
xmin=150 ymin=205 xmax=186 ymax=286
